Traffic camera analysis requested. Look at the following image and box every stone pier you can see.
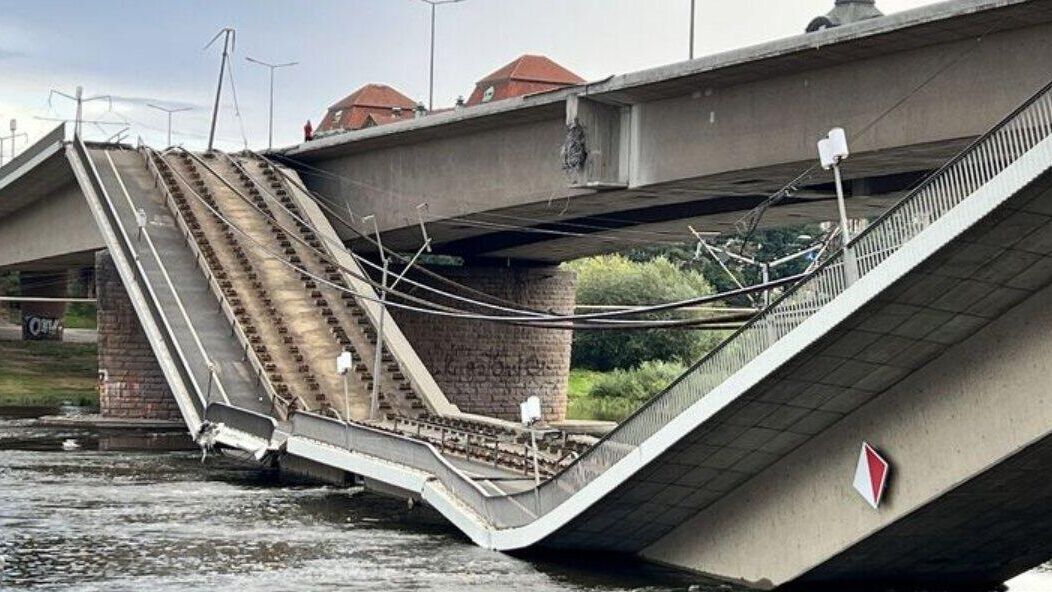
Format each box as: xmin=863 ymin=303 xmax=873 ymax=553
xmin=391 ymin=264 xmax=575 ymax=421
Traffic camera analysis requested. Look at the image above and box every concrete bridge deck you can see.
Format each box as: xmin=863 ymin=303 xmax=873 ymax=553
xmin=282 ymin=0 xmax=1052 ymax=264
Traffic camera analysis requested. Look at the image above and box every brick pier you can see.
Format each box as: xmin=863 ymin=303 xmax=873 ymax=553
xmin=95 ymin=250 xmax=180 ymax=420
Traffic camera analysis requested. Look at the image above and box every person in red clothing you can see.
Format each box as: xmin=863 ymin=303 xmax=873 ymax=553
xmin=303 ymin=120 xmax=314 ymax=142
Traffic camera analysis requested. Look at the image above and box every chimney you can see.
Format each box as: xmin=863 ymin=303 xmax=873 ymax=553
xmin=414 ymin=102 xmax=427 ymax=118
xmin=455 ymin=96 xmax=466 ymax=110
xmin=806 ymin=0 xmax=883 ymax=32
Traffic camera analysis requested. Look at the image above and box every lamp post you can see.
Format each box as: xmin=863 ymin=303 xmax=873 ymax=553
xmin=245 ymin=57 xmax=298 ymax=150
xmin=418 ymin=0 xmax=466 ymax=112
xmin=818 ymin=127 xmax=859 ymax=284
xmin=147 ymin=104 xmax=192 ymax=147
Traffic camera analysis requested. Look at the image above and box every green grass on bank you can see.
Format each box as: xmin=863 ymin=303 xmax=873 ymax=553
xmin=64 ymin=303 xmax=98 ymax=330
xmin=0 ymin=341 xmax=98 ymax=406
xmin=566 ymin=362 xmax=685 ymax=423
xmin=568 ymin=368 xmax=637 ymax=422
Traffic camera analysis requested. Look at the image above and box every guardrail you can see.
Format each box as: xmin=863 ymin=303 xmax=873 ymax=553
xmin=140 ymin=146 xmax=289 ymax=416
xmin=495 ymin=77 xmax=1052 ymax=528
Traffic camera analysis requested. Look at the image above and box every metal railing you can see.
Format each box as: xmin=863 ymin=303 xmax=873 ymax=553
xmin=287 ymin=78 xmax=1052 ymax=531
xmin=493 ymin=78 xmax=1052 ymax=527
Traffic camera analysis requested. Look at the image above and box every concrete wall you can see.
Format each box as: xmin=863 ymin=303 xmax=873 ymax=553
xmin=0 ymin=181 xmax=102 ymax=269
xmin=309 ymin=118 xmax=575 ymax=238
xmin=391 ymin=264 xmax=575 ymax=421
xmin=643 ymin=276 xmax=1052 ymax=587
xmin=632 ymin=23 xmax=1052 ymax=187
xmin=95 ymin=250 xmax=179 ymax=420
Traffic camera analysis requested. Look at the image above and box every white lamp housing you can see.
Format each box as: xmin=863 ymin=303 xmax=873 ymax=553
xmin=336 ymin=351 xmax=353 ymax=376
xmin=520 ymin=395 xmax=542 ymax=426
xmin=818 ymin=127 xmax=850 ymax=170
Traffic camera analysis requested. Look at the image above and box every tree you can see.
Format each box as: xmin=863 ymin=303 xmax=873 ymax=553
xmin=564 ymin=255 xmax=724 ymax=371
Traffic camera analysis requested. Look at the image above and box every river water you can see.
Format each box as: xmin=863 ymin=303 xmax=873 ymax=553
xmin=1 ymin=407 xmax=1051 ymax=592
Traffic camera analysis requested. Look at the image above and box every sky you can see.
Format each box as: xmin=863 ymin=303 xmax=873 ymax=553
xmin=0 ymin=0 xmax=944 ymax=155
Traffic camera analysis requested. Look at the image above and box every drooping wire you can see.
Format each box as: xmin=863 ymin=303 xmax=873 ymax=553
xmin=160 ymin=147 xmax=794 ymax=328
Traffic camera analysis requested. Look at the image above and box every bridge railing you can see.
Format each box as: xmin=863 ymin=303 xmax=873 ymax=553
xmin=289 ymin=79 xmax=1052 ymax=532
xmin=487 ymin=78 xmax=1052 ymax=527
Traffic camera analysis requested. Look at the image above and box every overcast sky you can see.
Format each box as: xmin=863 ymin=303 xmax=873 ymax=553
xmin=0 ymin=0 xmax=943 ymax=154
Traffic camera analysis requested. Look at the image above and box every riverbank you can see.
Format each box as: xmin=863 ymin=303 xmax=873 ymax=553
xmin=0 ymin=341 xmax=97 ymax=407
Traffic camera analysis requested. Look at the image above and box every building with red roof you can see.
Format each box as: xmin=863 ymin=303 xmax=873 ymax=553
xmin=316 ymin=84 xmax=422 ymax=133
xmin=466 ymin=55 xmax=584 ymax=106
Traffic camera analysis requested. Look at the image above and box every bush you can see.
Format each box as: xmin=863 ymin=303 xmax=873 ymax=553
xmin=565 ymin=254 xmax=723 ymax=371
xmin=588 ymin=360 xmax=686 ymax=403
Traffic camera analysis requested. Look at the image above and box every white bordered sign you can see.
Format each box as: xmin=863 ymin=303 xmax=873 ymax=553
xmin=853 ymin=442 xmax=889 ymax=509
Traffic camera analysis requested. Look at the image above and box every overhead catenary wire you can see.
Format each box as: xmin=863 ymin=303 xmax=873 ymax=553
xmin=160 ymin=147 xmax=801 ymax=328
xmin=258 ymin=151 xmax=711 ymax=316
xmin=210 ymin=149 xmax=780 ymax=327
xmin=733 ymin=30 xmax=995 ymax=252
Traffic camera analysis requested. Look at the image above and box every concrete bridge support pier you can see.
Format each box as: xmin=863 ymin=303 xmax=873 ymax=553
xmin=391 ymin=264 xmax=575 ymax=421
xmin=95 ymin=250 xmax=179 ymax=420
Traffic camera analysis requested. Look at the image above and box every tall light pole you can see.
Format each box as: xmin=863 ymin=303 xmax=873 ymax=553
xmin=689 ymin=0 xmax=696 ymax=59
xmin=246 ymin=57 xmax=298 ymax=150
xmin=419 ymin=0 xmax=466 ymax=112
xmin=147 ymin=104 xmax=192 ymax=147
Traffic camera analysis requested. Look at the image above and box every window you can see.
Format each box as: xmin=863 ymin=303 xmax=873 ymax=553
xmin=482 ymin=86 xmax=495 ymax=103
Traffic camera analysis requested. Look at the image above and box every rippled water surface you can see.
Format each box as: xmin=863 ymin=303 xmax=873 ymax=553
xmin=2 ymin=406 xmax=1051 ymax=592
xmin=0 ymin=407 xmax=696 ymax=591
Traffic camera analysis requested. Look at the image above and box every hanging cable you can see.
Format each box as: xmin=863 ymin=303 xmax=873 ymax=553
xmin=158 ymin=147 xmax=802 ymax=328
xmin=213 ymin=149 xmax=772 ymax=327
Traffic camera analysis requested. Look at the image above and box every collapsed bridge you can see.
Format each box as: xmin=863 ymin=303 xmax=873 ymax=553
xmin=5 ymin=1 xmax=1052 ymax=588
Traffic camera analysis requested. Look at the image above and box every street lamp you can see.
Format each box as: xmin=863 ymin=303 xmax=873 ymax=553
xmin=818 ymin=127 xmax=859 ymax=284
xmin=246 ymin=56 xmax=298 ymax=150
xmin=418 ymin=0 xmax=466 ymax=112
xmin=146 ymin=104 xmax=192 ymax=147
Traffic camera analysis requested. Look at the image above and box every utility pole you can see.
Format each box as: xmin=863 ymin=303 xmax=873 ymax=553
xmin=362 ymin=206 xmax=431 ymax=420
xmin=419 ymin=0 xmax=466 ymax=111
xmin=147 ymin=104 xmax=192 ymax=147
xmin=48 ymin=86 xmax=112 ymax=138
xmin=205 ymin=27 xmax=236 ymax=152
xmin=245 ymin=57 xmax=298 ymax=150
xmin=689 ymin=0 xmax=696 ymax=60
